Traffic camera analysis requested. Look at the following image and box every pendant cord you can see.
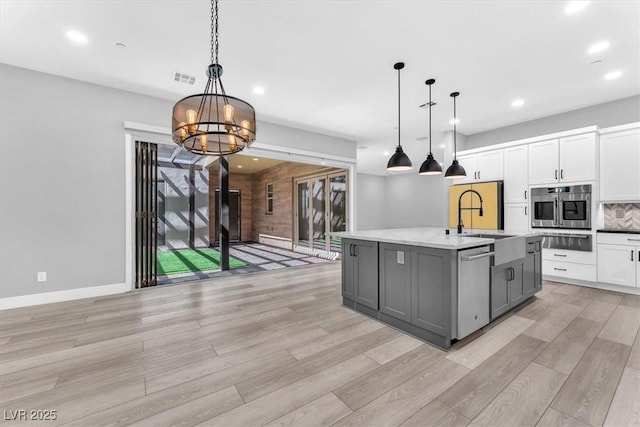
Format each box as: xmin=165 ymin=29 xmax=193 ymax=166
xmin=428 ymin=84 xmax=432 ymax=153
xmin=211 ymin=0 xmax=219 ymax=65
xmin=453 ymin=95 xmax=457 ymax=160
xmin=397 ymin=67 xmax=401 ymax=148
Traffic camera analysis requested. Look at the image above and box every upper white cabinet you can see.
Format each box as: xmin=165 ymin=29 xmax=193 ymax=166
xmin=504 ymin=203 xmax=529 ymax=234
xmin=456 ymin=150 xmax=503 ymax=183
xmin=528 ymin=133 xmax=596 ymax=185
xmin=504 ymin=145 xmax=528 ymax=203
xmin=600 ymin=127 xmax=640 ymax=202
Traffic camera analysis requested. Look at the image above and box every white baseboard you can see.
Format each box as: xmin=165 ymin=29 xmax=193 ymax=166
xmin=543 ymin=275 xmax=640 ymax=296
xmin=0 ymin=282 xmax=129 ymax=310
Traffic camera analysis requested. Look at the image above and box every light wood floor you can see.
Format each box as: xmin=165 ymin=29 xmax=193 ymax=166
xmin=1 ymin=262 xmax=639 ymax=427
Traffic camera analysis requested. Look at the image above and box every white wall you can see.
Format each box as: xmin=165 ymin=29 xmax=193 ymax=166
xmin=464 ymin=95 xmax=640 ymax=150
xmin=0 ymin=63 xmax=356 ymax=300
xmin=356 ymin=173 xmax=387 ymax=230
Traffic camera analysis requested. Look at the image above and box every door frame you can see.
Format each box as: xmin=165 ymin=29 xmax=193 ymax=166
xmin=293 ymin=170 xmax=349 ymax=256
xmin=124 ymin=121 xmax=357 ymax=292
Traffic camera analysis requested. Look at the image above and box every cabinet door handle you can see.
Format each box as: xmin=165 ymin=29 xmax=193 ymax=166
xmin=553 ymin=253 xmax=567 ymax=257
xmin=555 ymin=169 xmax=558 ymax=180
xmin=525 ymin=206 xmax=528 ymax=216
xmin=478 ymin=171 xmax=481 ymax=180
xmin=524 ymin=190 xmax=527 ymax=200
xmin=349 ymin=244 xmax=354 ymax=257
xmin=354 ymin=245 xmax=358 ymax=257
xmin=632 ymin=250 xmax=635 ymax=262
xmin=554 ymin=267 xmax=567 ymax=272
xmin=561 ymin=169 xmax=564 ymax=179
xmin=627 ymin=238 xmax=640 ymax=242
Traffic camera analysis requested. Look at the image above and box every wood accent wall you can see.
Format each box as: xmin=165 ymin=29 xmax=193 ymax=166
xmin=208 ymin=162 xmax=344 ymax=244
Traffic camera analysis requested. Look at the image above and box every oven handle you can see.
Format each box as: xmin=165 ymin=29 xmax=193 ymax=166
xmin=554 ymin=198 xmax=558 ymax=225
xmin=544 ymin=234 xmax=591 ymax=239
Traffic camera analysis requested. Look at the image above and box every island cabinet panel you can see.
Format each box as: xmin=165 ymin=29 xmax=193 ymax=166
xmin=410 ymin=246 xmax=453 ymax=338
xmin=379 ymin=243 xmax=412 ymax=322
xmin=341 ymin=239 xmax=379 ymax=310
xmin=508 ymin=261 xmax=525 ymax=307
xmin=523 ymin=237 xmax=542 ymax=299
xmin=491 ymin=264 xmax=511 ymax=319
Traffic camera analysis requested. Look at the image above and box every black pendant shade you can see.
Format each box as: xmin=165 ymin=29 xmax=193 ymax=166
xmin=444 ymin=91 xmax=466 ymax=179
xmin=387 ymin=146 xmax=412 ymax=171
xmin=444 ymin=159 xmax=467 ymax=178
xmin=418 ymin=78 xmax=442 ymax=176
xmin=387 ymin=62 xmax=412 ymax=172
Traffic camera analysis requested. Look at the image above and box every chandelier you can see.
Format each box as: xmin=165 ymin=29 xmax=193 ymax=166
xmin=171 ymin=0 xmax=256 ymax=155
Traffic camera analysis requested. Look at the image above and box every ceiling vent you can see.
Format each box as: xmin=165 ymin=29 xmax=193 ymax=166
xmin=418 ymin=101 xmax=436 ymax=108
xmin=173 ymin=72 xmax=196 ymax=85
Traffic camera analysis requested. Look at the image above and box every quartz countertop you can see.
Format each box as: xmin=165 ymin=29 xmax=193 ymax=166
xmin=597 ymin=229 xmax=640 ymax=234
xmin=332 ymin=227 xmax=534 ymax=250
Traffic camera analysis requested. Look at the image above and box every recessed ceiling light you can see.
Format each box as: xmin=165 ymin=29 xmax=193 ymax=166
xmin=588 ymin=41 xmax=610 ymax=54
xmin=383 ymin=151 xmax=390 ymax=156
xmin=66 ymin=30 xmax=89 ymax=45
xmin=252 ymin=158 xmax=259 ymax=161
xmin=237 ymin=165 xmax=243 ymax=168
xmin=565 ymin=1 xmax=590 ymax=15
xmin=450 ymin=118 xmax=460 ymax=125
xmin=604 ymin=70 xmax=622 ymax=80
xmin=253 ymin=86 xmax=265 ymax=95
xmin=439 ymin=144 xmax=445 ymax=148
xmin=511 ymin=99 xmax=525 ymax=108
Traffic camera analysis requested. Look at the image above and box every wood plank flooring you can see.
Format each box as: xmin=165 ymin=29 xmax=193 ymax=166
xmin=1 ymin=263 xmax=639 ymax=426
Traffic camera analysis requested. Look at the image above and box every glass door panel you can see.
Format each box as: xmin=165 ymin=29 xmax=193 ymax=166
xmin=329 ymin=174 xmax=347 ymax=253
xmin=312 ymin=178 xmax=326 ymax=251
xmin=297 ymin=181 xmax=310 ymax=248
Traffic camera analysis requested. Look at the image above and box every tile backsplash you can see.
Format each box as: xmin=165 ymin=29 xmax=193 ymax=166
xmin=603 ymin=203 xmax=640 ymax=230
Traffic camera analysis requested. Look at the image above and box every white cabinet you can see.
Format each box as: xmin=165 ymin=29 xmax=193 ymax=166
xmin=504 ymin=203 xmax=529 ymax=234
xmin=528 ymin=139 xmax=559 ymax=185
xmin=504 ymin=145 xmax=529 ymax=203
xmin=528 ymin=133 xmax=596 ymax=185
xmin=597 ymin=233 xmax=640 ymax=288
xmin=456 ymin=150 xmax=503 ymax=183
xmin=600 ymin=127 xmax=640 ymax=202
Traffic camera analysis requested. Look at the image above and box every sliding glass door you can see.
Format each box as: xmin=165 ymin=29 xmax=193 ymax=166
xmin=294 ymin=171 xmax=347 ymax=256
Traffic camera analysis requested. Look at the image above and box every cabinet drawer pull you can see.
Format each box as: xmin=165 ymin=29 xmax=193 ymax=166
xmin=553 ymin=253 xmax=567 ymax=257
xmin=528 ymin=250 xmax=535 ymax=254
xmin=553 ymin=267 xmax=567 ymax=272
xmin=627 ymin=238 xmax=640 ymax=242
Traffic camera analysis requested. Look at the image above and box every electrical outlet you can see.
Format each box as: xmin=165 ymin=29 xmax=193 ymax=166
xmin=397 ymin=251 xmax=405 ymax=265
xmin=37 ymin=272 xmax=47 ymax=282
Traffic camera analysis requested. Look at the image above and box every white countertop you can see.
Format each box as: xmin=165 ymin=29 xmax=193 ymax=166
xmin=332 ymin=227 xmax=534 ymax=250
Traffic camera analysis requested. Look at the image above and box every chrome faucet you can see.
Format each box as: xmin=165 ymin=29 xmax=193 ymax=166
xmin=457 ymin=189 xmax=484 ymax=234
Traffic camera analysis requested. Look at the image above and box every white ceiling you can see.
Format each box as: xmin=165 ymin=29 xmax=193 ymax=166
xmin=1 ymin=1 xmax=639 ymax=174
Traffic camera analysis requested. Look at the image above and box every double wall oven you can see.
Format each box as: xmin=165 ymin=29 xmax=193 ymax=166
xmin=531 ymin=184 xmax=591 ymax=230
xmin=531 ymin=184 xmax=592 ymax=252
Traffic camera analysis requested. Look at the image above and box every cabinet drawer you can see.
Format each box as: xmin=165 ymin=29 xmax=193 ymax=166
xmin=543 ymin=260 xmax=596 ymax=282
xmin=542 ymin=248 xmax=595 ymax=265
xmin=597 ymin=233 xmax=640 ymax=246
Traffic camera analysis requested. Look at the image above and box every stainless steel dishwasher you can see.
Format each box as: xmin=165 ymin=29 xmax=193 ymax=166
xmin=457 ymin=246 xmax=493 ymax=339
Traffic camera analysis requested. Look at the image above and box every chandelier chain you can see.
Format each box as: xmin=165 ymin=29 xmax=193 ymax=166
xmin=211 ymin=0 xmax=219 ymax=65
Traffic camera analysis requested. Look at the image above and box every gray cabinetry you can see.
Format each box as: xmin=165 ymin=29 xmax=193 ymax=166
xmin=411 ymin=246 xmax=453 ymax=338
xmin=379 ymin=243 xmax=411 ymax=322
xmin=491 ymin=259 xmax=525 ymax=319
xmin=342 ymin=239 xmax=379 ymax=311
xmin=524 ymin=236 xmax=542 ymax=299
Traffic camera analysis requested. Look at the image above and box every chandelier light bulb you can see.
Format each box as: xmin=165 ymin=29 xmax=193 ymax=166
xmin=186 ymin=109 xmax=198 ymax=134
xmin=240 ymin=120 xmax=251 ymax=139
xmin=178 ymin=122 xmax=187 ymax=141
xmin=228 ymin=134 xmax=237 ymax=151
xmin=223 ymin=104 xmax=235 ymax=123
xmin=201 ymin=134 xmax=207 ymax=152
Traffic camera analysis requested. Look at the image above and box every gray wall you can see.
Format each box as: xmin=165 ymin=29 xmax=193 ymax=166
xmin=0 ymin=63 xmax=356 ymax=299
xmin=464 ymin=95 xmax=640 ymax=150
xmin=385 ymin=172 xmax=448 ymax=229
xmin=356 ymin=173 xmax=387 ymax=230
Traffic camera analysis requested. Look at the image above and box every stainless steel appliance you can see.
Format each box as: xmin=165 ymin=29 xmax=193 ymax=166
xmin=531 ymin=184 xmax=591 ymax=230
xmin=541 ymin=232 xmax=592 ymax=252
xmin=457 ymin=246 xmax=493 ymax=339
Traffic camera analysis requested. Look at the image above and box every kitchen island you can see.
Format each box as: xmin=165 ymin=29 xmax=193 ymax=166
xmin=333 ymin=227 xmax=542 ymax=349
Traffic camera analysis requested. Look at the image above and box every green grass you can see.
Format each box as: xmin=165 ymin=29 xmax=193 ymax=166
xmin=157 ymin=248 xmax=246 ymax=275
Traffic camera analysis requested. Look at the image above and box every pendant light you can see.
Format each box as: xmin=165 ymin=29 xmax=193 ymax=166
xmin=386 ymin=62 xmax=412 ymax=171
xmin=171 ymin=0 xmax=256 ymax=155
xmin=444 ymin=91 xmax=466 ymax=179
xmin=419 ymin=79 xmax=442 ymax=175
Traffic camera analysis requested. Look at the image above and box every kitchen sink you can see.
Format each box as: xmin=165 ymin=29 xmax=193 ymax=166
xmin=464 ymin=233 xmax=525 ymax=264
